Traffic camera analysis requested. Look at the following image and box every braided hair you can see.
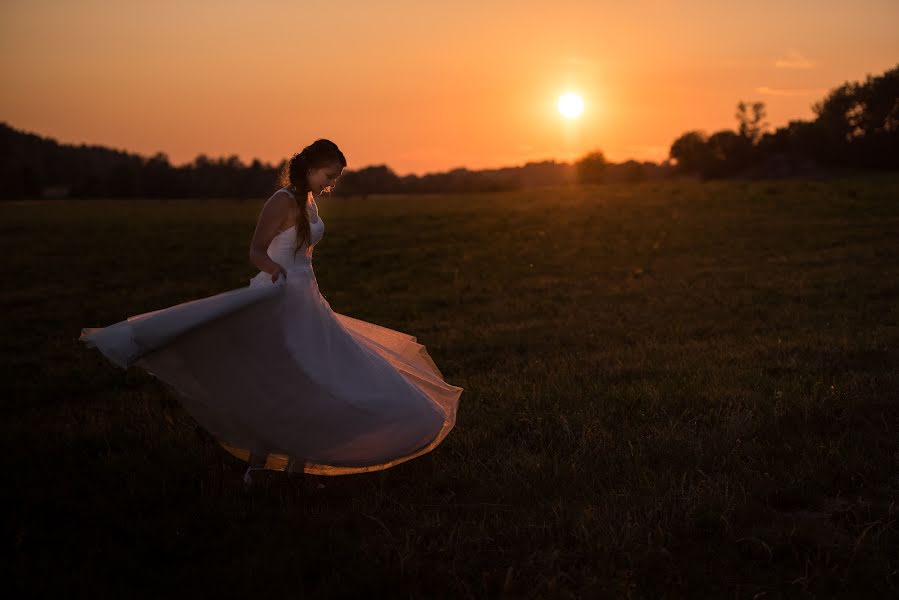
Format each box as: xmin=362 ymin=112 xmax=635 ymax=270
xmin=277 ymin=139 xmax=346 ymax=256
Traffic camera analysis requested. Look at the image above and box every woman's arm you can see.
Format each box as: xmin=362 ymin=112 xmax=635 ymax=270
xmin=249 ymin=190 xmax=292 ymax=277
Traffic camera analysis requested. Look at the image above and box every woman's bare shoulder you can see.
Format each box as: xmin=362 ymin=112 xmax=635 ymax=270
xmin=252 ymin=189 xmax=291 ymax=230
xmin=266 ymin=189 xmax=295 ymax=212
xmin=268 ymin=188 xmax=294 ymax=204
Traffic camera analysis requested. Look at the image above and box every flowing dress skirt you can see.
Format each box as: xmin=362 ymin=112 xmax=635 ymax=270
xmin=80 ymin=262 xmax=463 ymax=475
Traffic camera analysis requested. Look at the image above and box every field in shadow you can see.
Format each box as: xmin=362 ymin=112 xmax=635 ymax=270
xmin=2 ymin=175 xmax=897 ymax=597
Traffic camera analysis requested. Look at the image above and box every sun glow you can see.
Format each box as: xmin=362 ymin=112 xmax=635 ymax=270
xmin=557 ymin=92 xmax=584 ymax=119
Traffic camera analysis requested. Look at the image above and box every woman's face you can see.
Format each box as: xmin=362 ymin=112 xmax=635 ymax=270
xmin=308 ymin=163 xmax=344 ymax=195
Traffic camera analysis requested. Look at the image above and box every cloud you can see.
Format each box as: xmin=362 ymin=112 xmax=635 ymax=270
xmin=775 ymin=49 xmax=815 ymax=69
xmin=756 ymin=86 xmax=827 ymax=97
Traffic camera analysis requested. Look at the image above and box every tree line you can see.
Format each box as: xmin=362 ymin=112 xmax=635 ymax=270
xmin=1 ymin=64 xmax=895 ymax=200
xmin=668 ymin=64 xmax=898 ymax=179
xmin=0 ymin=122 xmax=671 ymax=200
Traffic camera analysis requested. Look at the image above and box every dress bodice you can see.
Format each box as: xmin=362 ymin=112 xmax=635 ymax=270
xmin=266 ymin=187 xmax=324 ymax=270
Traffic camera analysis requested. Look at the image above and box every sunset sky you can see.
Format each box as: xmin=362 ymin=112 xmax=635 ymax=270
xmin=2 ymin=0 xmax=897 ymax=176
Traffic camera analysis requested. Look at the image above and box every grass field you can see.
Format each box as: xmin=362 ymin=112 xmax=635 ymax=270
xmin=3 ymin=176 xmax=898 ymax=597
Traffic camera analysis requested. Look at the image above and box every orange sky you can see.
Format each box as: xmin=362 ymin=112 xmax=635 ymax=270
xmin=2 ymin=0 xmax=897 ymax=176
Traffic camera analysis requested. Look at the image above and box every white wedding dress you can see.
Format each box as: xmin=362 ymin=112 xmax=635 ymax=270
xmin=79 ymin=188 xmax=463 ymax=475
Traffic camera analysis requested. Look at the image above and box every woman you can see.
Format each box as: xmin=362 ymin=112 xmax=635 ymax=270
xmin=80 ymin=139 xmax=463 ymax=486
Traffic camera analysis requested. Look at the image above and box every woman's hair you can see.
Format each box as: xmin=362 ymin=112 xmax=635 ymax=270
xmin=277 ymin=139 xmax=347 ymax=256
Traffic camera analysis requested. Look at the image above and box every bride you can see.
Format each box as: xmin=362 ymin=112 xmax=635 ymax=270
xmin=80 ymin=139 xmax=463 ymax=486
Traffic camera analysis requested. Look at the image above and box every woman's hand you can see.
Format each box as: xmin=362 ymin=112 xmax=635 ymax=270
xmin=271 ymin=264 xmax=288 ymax=283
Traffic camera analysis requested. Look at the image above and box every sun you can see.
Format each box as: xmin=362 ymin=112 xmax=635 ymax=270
xmin=557 ymin=92 xmax=584 ymax=119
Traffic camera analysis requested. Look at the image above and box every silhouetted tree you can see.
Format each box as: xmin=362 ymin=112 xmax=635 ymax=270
xmin=669 ymin=131 xmax=710 ymax=174
xmin=848 ymin=65 xmax=899 ymax=167
xmin=617 ymin=160 xmax=647 ymax=182
xmin=812 ymin=81 xmax=861 ymax=165
xmin=336 ymin=165 xmax=400 ymax=197
xmin=108 ymin=161 xmax=139 ymax=197
xmin=707 ymin=130 xmax=754 ymax=177
xmin=666 ymin=63 xmax=899 ymax=177
xmin=575 ymin=150 xmax=608 ymax=184
xmin=21 ymin=166 xmax=40 ymax=197
xmin=736 ymin=101 xmax=768 ymax=144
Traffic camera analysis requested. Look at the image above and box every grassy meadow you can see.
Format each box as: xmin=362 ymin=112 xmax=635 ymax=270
xmin=3 ymin=175 xmax=898 ymax=597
